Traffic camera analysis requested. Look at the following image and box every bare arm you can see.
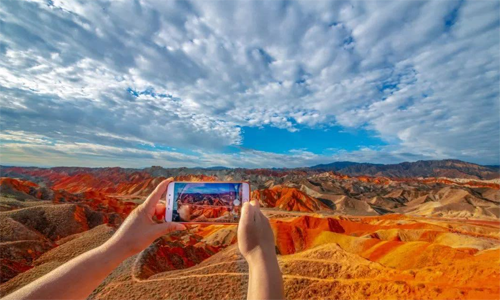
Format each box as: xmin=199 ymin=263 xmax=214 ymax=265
xmin=4 ymin=179 xmax=184 ymax=300
xmin=238 ymin=201 xmax=284 ymax=300
xmin=247 ymin=250 xmax=283 ymax=300
xmin=3 ymin=242 xmax=130 ymax=300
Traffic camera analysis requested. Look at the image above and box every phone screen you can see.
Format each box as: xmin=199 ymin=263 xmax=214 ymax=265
xmin=171 ymin=182 xmax=244 ymax=223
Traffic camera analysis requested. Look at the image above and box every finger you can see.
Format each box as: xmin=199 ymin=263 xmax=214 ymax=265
xmin=239 ymin=201 xmax=255 ymax=226
xmin=154 ymin=203 xmax=166 ymax=220
xmin=154 ymin=221 xmax=186 ymax=235
xmin=253 ymin=205 xmax=262 ymax=223
xmin=249 ymin=200 xmax=261 ymax=222
xmin=250 ymin=199 xmax=260 ymax=209
xmin=143 ymin=178 xmax=173 ymax=211
xmin=259 ymin=210 xmax=270 ymax=224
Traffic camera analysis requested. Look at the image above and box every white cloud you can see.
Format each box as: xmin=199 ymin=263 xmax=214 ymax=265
xmin=0 ymin=132 xmax=430 ymax=168
xmin=0 ymin=0 xmax=498 ymax=167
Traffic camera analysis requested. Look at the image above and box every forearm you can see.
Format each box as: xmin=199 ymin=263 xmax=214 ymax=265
xmin=247 ymin=252 xmax=284 ymax=300
xmin=4 ymin=179 xmax=180 ymax=300
xmin=4 ymin=241 xmax=130 ymax=300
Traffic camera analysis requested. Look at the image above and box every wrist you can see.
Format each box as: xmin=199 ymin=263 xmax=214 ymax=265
xmin=245 ymin=248 xmax=278 ymax=267
xmin=101 ymin=238 xmax=136 ymax=259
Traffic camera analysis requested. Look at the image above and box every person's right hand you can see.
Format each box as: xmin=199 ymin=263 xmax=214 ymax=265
xmin=104 ymin=178 xmax=185 ymax=257
xmin=237 ymin=201 xmax=276 ymax=263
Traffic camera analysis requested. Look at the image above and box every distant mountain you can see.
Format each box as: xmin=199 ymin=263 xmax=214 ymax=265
xmin=2 ymin=159 xmax=498 ymax=181
xmin=201 ymin=166 xmax=231 ymax=171
xmin=310 ymin=159 xmax=500 ymax=180
xmin=310 ymin=161 xmax=366 ymax=170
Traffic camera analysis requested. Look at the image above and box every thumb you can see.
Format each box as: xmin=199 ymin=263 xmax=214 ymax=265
xmin=154 ymin=222 xmax=186 ymax=236
xmin=250 ymin=199 xmax=260 ymax=209
xmin=239 ymin=201 xmax=254 ymax=226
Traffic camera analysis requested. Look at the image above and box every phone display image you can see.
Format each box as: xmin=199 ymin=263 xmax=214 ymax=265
xmin=171 ymin=182 xmax=244 ymax=223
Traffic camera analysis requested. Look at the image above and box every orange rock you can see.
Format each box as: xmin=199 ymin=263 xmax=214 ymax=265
xmin=253 ymin=186 xmax=330 ymax=212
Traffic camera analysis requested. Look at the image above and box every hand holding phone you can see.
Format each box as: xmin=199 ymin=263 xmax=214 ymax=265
xmin=165 ymin=181 xmax=250 ymax=223
xmin=106 ymin=179 xmax=185 ymax=257
xmin=238 ymin=200 xmax=284 ymax=300
xmin=237 ymin=201 xmax=276 ymax=262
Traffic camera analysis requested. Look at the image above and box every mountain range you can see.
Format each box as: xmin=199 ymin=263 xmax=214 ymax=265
xmin=2 ymin=159 xmax=498 ymax=180
xmin=309 ymin=159 xmax=499 ymax=180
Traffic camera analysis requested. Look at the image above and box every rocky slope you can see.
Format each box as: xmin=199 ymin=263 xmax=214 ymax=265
xmin=1 ymin=165 xmax=499 ymax=299
xmin=2 ymin=211 xmax=498 ymax=300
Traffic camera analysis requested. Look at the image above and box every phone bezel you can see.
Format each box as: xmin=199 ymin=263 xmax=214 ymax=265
xmin=165 ymin=181 xmax=250 ymax=223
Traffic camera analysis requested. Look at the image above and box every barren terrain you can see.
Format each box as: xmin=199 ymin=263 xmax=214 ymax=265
xmin=1 ymin=164 xmax=499 ymax=299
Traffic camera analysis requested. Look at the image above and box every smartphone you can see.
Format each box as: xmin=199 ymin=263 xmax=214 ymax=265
xmin=165 ymin=181 xmax=250 ymax=223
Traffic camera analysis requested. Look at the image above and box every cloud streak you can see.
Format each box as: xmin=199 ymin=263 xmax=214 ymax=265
xmin=0 ymin=131 xmax=433 ymax=168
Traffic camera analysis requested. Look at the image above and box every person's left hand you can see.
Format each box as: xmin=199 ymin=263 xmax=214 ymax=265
xmin=237 ymin=200 xmax=276 ymax=264
xmin=104 ymin=178 xmax=185 ymax=257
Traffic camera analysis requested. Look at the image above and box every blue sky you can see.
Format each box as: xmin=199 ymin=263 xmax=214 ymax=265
xmin=0 ymin=0 xmax=499 ymax=168
xmin=241 ymin=126 xmax=386 ymax=154
xmin=175 ymin=183 xmax=240 ymax=196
